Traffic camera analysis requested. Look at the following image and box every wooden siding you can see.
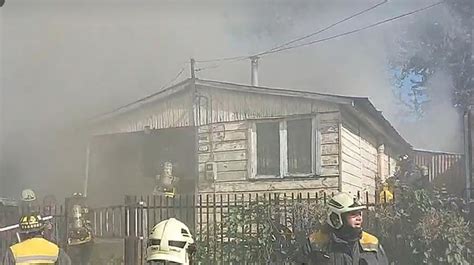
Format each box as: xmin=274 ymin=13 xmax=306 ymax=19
xmin=319 ymin=112 xmax=341 ymax=176
xmin=198 ymin=178 xmax=339 ymax=193
xmin=198 ymin=121 xmax=249 ymax=183
xmin=195 ymin=85 xmax=338 ymax=125
xmin=340 ymin=119 xmax=378 ymax=198
xmin=92 ymin=89 xmax=194 ymax=135
xmin=197 ymin=111 xmax=341 ymax=193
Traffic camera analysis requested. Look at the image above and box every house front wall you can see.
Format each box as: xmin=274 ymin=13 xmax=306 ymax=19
xmin=197 ymin=118 xmax=340 ymax=194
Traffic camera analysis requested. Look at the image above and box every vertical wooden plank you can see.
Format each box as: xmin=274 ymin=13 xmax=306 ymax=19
xmin=146 ymin=196 xmax=150 ymax=235
xmin=249 ymin=122 xmax=257 ymax=179
xmin=139 ymin=195 xmax=144 ymax=265
xmin=280 ymin=121 xmax=288 ymax=177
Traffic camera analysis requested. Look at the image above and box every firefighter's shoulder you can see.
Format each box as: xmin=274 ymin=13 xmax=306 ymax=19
xmin=359 ymin=231 xmax=379 ymax=252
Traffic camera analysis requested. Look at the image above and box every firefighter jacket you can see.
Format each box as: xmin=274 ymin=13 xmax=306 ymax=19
xmin=308 ymin=228 xmax=389 ymax=265
xmin=2 ymin=237 xmax=71 ymax=265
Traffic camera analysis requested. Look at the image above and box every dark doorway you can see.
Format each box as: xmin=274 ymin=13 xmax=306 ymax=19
xmin=88 ymin=127 xmax=196 ymax=206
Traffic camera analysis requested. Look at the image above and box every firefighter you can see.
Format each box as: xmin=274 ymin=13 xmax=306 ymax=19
xmin=153 ymin=161 xmax=180 ymax=197
xmin=66 ymin=192 xmax=93 ymax=265
xmin=307 ymin=192 xmax=388 ymax=265
xmin=20 ymin=188 xmax=37 ymax=215
xmin=2 ymin=213 xmax=71 ymax=264
xmin=146 ymin=218 xmax=196 ymax=265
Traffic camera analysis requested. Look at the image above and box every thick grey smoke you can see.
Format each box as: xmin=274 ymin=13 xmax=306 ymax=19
xmin=0 ymin=0 xmax=462 ymax=198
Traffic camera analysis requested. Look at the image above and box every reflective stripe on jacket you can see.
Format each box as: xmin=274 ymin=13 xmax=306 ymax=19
xmin=10 ymin=237 xmax=59 ymax=264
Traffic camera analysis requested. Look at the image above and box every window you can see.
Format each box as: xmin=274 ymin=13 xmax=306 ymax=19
xmin=256 ymin=122 xmax=280 ymax=176
xmin=287 ymin=119 xmax=312 ymax=174
xmin=250 ymin=117 xmax=320 ymax=179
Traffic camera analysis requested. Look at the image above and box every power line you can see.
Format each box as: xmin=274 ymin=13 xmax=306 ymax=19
xmin=260 ymin=0 xmax=388 ymax=55
xmin=195 ymin=58 xmax=246 ymax=73
xmin=195 ymin=0 xmax=388 ymax=64
xmin=159 ymin=65 xmax=186 ymax=89
xmin=194 ymin=0 xmax=443 ymax=69
xmin=194 ymin=55 xmax=248 ymax=63
xmin=259 ymin=1 xmax=444 ymax=56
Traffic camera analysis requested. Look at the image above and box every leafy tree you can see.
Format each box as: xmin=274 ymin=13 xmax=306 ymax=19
xmin=391 ymin=0 xmax=473 ymax=115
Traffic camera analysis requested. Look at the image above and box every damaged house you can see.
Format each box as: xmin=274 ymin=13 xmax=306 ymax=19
xmin=87 ymin=78 xmax=411 ymax=205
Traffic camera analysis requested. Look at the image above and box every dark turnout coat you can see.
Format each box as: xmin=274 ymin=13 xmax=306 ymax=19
xmin=308 ymin=228 xmax=388 ymax=265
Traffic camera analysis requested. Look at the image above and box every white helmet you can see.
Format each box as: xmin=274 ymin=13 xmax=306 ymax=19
xmin=146 ymin=218 xmax=195 ymax=264
xmin=326 ymin=192 xmax=366 ymax=229
xmin=21 ymin=189 xmax=36 ymax=202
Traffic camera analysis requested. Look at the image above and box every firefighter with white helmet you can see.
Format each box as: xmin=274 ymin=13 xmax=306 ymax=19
xmin=2 ymin=213 xmax=71 ymax=264
xmin=146 ymin=218 xmax=196 ymax=264
xmin=307 ymin=192 xmax=388 ymax=265
xmin=20 ymin=188 xmax=38 ymax=216
xmin=21 ymin=189 xmax=36 ymax=202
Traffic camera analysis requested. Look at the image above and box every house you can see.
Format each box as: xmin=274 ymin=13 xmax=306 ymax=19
xmin=87 ymin=78 xmax=411 ymax=205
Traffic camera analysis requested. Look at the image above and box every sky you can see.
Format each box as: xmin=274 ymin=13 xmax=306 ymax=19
xmin=0 ymin=0 xmax=463 ymax=198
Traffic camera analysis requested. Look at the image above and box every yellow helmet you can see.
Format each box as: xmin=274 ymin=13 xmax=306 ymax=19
xmin=19 ymin=214 xmax=45 ymax=233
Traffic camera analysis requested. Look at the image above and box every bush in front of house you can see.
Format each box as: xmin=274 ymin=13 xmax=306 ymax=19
xmin=365 ymin=185 xmax=472 ymax=265
xmin=193 ymin=187 xmax=472 ymax=264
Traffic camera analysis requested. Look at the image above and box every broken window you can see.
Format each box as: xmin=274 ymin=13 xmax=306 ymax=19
xmin=256 ymin=122 xmax=280 ymax=176
xmin=287 ymin=118 xmax=312 ymax=174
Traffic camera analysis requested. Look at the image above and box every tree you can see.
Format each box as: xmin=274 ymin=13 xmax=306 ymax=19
xmin=391 ymin=0 xmax=473 ymax=115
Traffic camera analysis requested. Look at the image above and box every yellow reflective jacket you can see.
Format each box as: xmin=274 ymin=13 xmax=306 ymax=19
xmin=10 ymin=237 xmax=59 ymax=264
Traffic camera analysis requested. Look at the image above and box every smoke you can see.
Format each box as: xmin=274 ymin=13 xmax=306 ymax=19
xmin=0 ymin=0 xmax=463 ymax=198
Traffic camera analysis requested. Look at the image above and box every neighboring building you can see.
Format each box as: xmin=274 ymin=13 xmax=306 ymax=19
xmin=413 ymin=149 xmax=465 ymax=196
xmin=87 ymin=78 xmax=411 ymax=205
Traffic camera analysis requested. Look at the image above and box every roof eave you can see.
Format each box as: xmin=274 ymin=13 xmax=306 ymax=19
xmin=348 ymin=98 xmax=412 ymax=151
xmin=89 ymin=78 xmax=193 ymax=125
